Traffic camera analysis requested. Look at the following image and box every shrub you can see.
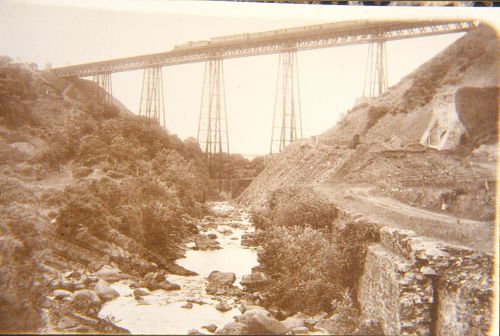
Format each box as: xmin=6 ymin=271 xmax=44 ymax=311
xmin=365 ymin=105 xmax=389 ymax=131
xmin=267 ymin=186 xmax=338 ymax=230
xmin=257 ymin=225 xmax=343 ymax=314
xmin=332 ymin=221 xmax=380 ymax=291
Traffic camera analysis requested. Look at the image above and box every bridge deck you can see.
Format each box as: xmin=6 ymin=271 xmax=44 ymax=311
xmin=51 ymin=19 xmax=476 ymax=78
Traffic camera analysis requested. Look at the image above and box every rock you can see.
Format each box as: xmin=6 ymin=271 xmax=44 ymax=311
xmin=187 ymin=298 xmax=207 ymax=305
xmin=283 ymin=317 xmax=305 ymax=332
xmin=293 ymin=312 xmax=310 ymax=320
xmin=314 ymin=318 xmax=337 ymax=334
xmin=292 ymin=326 xmax=310 ymax=335
xmin=251 ymin=264 xmax=266 ymax=273
xmin=130 ymin=280 xmax=149 ymax=289
xmin=237 ymin=309 xmax=286 ymax=334
xmin=239 ymin=301 xmax=268 ymax=314
xmin=64 ymin=270 xmax=83 ymax=280
xmin=187 ymin=328 xmax=203 ymax=335
xmin=52 ymin=289 xmax=73 ymax=300
xmin=241 ymin=233 xmax=257 ymax=246
xmin=202 ymin=324 xmax=218 ymax=333
xmin=72 ymin=289 xmax=101 ymax=308
xmin=215 ymin=300 xmax=232 ymax=312
xmin=165 ymin=262 xmax=198 ymax=276
xmin=215 ymin=322 xmax=249 ymax=335
xmin=181 ymin=302 xmax=194 ymax=309
xmin=304 ymin=318 xmax=316 ymax=329
xmin=240 ymin=272 xmax=268 ymax=290
xmin=206 ymin=271 xmax=237 ymax=295
xmin=94 ymin=279 xmax=120 ymax=301
xmin=207 ymin=233 xmax=217 ymax=239
xmin=155 ymin=280 xmax=181 ymax=291
xmin=58 ymin=278 xmax=77 ymax=291
xmin=195 ymin=235 xmax=221 ymax=251
xmin=218 ymin=228 xmax=233 ymax=236
xmin=133 ymin=288 xmax=150 ymax=297
xmin=56 ymin=316 xmax=78 ymax=330
xmin=253 ymin=311 xmax=287 ymax=334
xmin=95 ymin=265 xmax=123 ymax=282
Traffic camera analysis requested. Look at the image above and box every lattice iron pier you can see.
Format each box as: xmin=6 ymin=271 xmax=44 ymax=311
xmin=139 ymin=66 xmax=166 ymax=128
xmin=270 ymin=49 xmax=303 ymax=154
xmin=197 ymin=57 xmax=230 ymax=178
xmin=92 ymin=72 xmax=113 ymax=104
xmin=363 ymin=41 xmax=388 ymax=97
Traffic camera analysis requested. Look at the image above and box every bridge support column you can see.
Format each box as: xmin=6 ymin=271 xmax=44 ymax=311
xmin=197 ymin=57 xmax=230 ymax=179
xmin=270 ymin=49 xmax=302 ymax=154
xmin=363 ymin=40 xmax=388 ymax=97
xmin=92 ymin=72 xmax=113 ymax=104
xmin=139 ymin=66 xmax=166 ymax=129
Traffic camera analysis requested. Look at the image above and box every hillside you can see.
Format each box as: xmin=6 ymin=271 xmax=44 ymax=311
xmin=0 ymin=58 xmax=210 ymax=333
xmin=237 ymin=24 xmax=498 ymax=251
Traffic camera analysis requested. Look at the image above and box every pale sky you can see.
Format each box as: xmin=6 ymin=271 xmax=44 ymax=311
xmin=1 ymin=0 xmax=498 ymax=156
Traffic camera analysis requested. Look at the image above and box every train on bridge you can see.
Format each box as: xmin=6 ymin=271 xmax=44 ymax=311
xmin=173 ymin=19 xmax=372 ymax=50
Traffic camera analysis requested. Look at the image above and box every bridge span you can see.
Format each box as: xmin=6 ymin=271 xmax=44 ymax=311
xmin=50 ymin=19 xmax=476 ymax=164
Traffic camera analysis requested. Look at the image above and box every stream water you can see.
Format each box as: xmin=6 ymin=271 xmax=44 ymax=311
xmin=98 ymin=202 xmax=259 ymax=334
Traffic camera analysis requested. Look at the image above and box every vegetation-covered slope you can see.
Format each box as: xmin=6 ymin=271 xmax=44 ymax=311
xmin=0 ymin=57 xmax=209 ymax=332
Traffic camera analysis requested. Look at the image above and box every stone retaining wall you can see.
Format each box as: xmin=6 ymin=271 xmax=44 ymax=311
xmin=358 ymin=226 xmax=493 ymax=335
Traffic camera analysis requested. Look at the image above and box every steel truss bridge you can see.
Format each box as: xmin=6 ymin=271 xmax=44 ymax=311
xmin=51 ymin=19 xmax=476 ymax=172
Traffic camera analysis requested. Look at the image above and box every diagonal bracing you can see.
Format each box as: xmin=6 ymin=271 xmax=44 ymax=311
xmin=138 ymin=66 xmax=166 ymax=129
xmin=363 ymin=40 xmax=388 ymax=97
xmin=197 ymin=57 xmax=230 ymax=178
xmin=270 ymin=49 xmax=303 ymax=154
xmin=92 ymin=72 xmax=113 ymax=104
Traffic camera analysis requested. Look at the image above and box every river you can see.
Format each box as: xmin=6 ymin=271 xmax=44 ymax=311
xmin=98 ymin=202 xmax=259 ymax=334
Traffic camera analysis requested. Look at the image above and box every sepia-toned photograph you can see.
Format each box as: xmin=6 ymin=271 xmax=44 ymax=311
xmin=0 ymin=0 xmax=498 ymax=334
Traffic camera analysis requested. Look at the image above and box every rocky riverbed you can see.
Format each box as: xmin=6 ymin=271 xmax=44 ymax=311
xmin=97 ymin=202 xmax=261 ymax=334
xmin=41 ymin=202 xmax=354 ymax=335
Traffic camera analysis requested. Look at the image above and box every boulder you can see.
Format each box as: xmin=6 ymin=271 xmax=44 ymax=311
xmin=94 ymin=279 xmax=120 ymax=301
xmin=58 ymin=278 xmax=77 ymax=291
xmin=154 ymin=280 xmax=181 ymax=292
xmin=237 ymin=309 xmax=286 ymax=335
xmin=206 ymin=271 xmax=237 ymax=295
xmin=207 ymin=233 xmax=217 ymax=240
xmin=194 ymin=235 xmax=221 ymax=251
xmin=133 ymin=288 xmax=150 ymax=297
xmin=218 ymin=228 xmax=233 ymax=236
xmin=52 ymin=289 xmax=73 ymax=300
xmin=253 ymin=311 xmax=287 ymax=334
xmin=314 ymin=318 xmax=337 ymax=334
xmin=240 ymin=272 xmax=268 ymax=290
xmin=95 ymin=265 xmax=123 ymax=282
xmin=304 ymin=318 xmax=315 ymax=329
xmin=181 ymin=302 xmax=193 ymax=309
xmin=215 ymin=300 xmax=232 ymax=312
xmin=56 ymin=316 xmax=78 ymax=330
xmin=292 ymin=326 xmax=310 ymax=335
xmin=241 ymin=233 xmax=257 ymax=247
xmin=239 ymin=301 xmax=268 ymax=314
xmin=187 ymin=329 xmax=204 ymax=335
xmin=215 ymin=322 xmax=249 ymax=335
xmin=72 ymin=289 xmax=101 ymax=308
xmin=283 ymin=317 xmax=305 ymax=332
xmin=187 ymin=298 xmax=207 ymax=305
xmin=202 ymin=324 xmax=218 ymax=333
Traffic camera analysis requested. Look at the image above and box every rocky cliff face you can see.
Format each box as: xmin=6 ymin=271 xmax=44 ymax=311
xmin=358 ymin=225 xmax=493 ymax=335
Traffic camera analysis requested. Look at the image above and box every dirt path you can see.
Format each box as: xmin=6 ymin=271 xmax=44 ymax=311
xmin=315 ymin=183 xmax=494 ymax=254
